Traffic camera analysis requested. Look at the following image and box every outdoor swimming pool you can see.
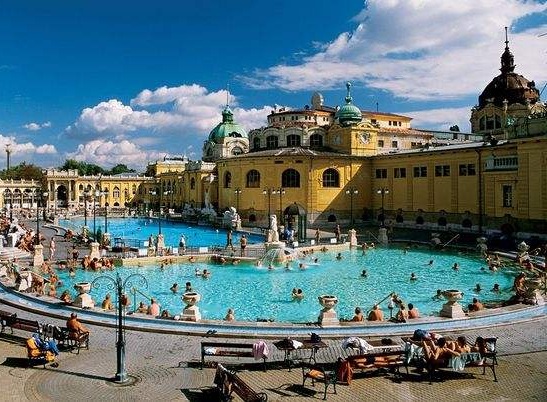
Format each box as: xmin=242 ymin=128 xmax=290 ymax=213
xmin=59 ymin=217 xmax=264 ymax=248
xmin=54 ymin=240 xmax=518 ymax=323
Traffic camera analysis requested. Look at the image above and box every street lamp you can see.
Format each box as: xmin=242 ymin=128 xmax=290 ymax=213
xmin=5 ymin=143 xmax=11 ymax=172
xmin=92 ymin=272 xmax=148 ymax=383
xmin=234 ymin=188 xmax=242 ymax=211
xmin=102 ymin=189 xmax=109 ymax=234
xmin=83 ymin=190 xmax=90 ymax=227
xmin=278 ymin=188 xmax=285 ymax=225
xmin=35 ymin=191 xmax=49 ymax=245
xmin=262 ymin=188 xmax=280 ymax=228
xmin=345 ymin=187 xmax=359 ymax=225
xmin=93 ymin=189 xmax=100 ymax=241
xmin=376 ymin=187 xmax=389 ymax=227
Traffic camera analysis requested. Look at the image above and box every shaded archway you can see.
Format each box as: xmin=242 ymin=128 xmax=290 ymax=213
xmin=283 ymin=202 xmax=307 ymax=242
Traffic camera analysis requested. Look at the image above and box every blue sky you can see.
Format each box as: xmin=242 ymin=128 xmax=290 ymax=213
xmin=1 ymin=0 xmax=546 ymax=169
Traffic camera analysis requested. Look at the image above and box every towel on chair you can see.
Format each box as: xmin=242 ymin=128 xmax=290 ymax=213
xmin=291 ymin=340 xmax=303 ymax=349
xmin=252 ymin=340 xmax=269 ymax=360
xmin=342 ymin=337 xmax=374 ymax=353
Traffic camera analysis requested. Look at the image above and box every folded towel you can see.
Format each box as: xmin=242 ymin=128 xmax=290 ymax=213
xmin=291 ymin=340 xmax=303 ymax=349
xmin=253 ymin=340 xmax=269 ymax=360
xmin=204 ymin=347 xmax=217 ymax=355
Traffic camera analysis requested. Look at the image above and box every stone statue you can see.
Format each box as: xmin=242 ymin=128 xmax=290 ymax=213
xmin=222 ymin=207 xmax=241 ymax=229
xmin=269 ymin=215 xmax=279 ymax=242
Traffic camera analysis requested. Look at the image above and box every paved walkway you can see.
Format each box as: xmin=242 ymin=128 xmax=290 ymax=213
xmin=0 ymin=304 xmax=546 ymax=401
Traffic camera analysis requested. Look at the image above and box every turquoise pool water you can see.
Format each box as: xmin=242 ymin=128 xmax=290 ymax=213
xmin=53 ymin=243 xmax=518 ymax=323
xmin=59 ymin=217 xmax=263 ymax=248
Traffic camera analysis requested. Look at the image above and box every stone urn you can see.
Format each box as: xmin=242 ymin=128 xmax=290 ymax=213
xmin=182 ymin=292 xmax=201 ymax=308
xmin=318 ymin=295 xmax=338 ymax=311
xmin=476 ymin=237 xmax=488 ymax=254
xmin=181 ymin=292 xmax=201 ymax=322
xmin=318 ymin=295 xmax=339 ymax=326
xmin=72 ymin=282 xmax=95 ymax=309
xmin=440 ymin=289 xmax=466 ymax=319
xmin=74 ymin=282 xmax=92 ymax=294
xmin=523 ymin=277 xmax=545 ymax=305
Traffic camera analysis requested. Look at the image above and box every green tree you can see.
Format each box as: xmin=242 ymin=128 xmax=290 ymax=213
xmin=108 ymin=164 xmax=135 ymax=176
xmin=0 ymin=162 xmax=43 ymax=181
xmin=59 ymin=159 xmax=105 ymax=176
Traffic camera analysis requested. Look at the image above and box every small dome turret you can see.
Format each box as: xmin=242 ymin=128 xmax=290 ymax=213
xmin=208 ymin=105 xmax=247 ymax=143
xmin=335 ymin=82 xmax=362 ymax=126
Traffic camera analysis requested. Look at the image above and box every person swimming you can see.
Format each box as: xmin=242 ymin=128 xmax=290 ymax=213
xmin=452 ymin=263 xmax=460 ymax=271
xmin=432 ymin=289 xmax=443 ymax=300
xmin=410 ymin=272 xmax=418 ymax=281
xmin=292 ymin=288 xmax=304 ymax=300
xmin=361 ymin=269 xmax=368 ymax=277
xmin=491 ymin=283 xmax=500 ymax=293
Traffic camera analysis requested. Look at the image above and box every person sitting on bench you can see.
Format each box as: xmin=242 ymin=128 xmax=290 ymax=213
xmin=66 ymin=313 xmax=90 ymax=340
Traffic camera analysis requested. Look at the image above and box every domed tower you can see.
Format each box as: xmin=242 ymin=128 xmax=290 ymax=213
xmin=335 ymin=82 xmax=363 ymax=126
xmin=203 ymin=101 xmax=249 ymax=162
xmin=471 ymin=28 xmax=542 ymax=138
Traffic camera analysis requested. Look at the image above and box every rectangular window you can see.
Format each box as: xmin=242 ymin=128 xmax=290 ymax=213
xmin=502 ymin=185 xmax=513 ymax=207
xmin=378 ymin=140 xmax=384 ymax=147
xmin=371 ymin=119 xmax=377 ymax=124
xmin=388 ymin=121 xmax=392 ymax=126
xmin=414 ymin=166 xmax=427 ymax=177
xmin=435 ymin=165 xmax=450 ymax=177
xmin=375 ymin=169 xmax=387 ymax=179
xmin=394 ymin=167 xmax=406 ymax=178
xmin=459 ymin=164 xmax=476 ymax=176
xmin=391 ymin=141 xmax=398 ymax=148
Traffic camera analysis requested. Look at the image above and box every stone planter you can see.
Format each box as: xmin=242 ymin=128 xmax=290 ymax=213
xmin=74 ymin=282 xmax=91 ymax=294
xmin=318 ymin=295 xmax=338 ymax=311
xmin=440 ymin=289 xmax=466 ymax=319
xmin=182 ymin=292 xmax=201 ymax=308
xmin=318 ymin=295 xmax=339 ymax=326
xmin=72 ymin=282 xmax=95 ymax=309
xmin=181 ymin=292 xmax=201 ymax=322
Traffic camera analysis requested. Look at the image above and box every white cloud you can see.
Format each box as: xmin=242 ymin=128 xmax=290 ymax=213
xmin=63 ymin=85 xmax=272 ymax=155
xmin=66 ymin=139 xmax=164 ymax=169
xmin=244 ymin=0 xmax=547 ymax=100
xmin=24 ymin=121 xmax=51 ymax=131
xmin=0 ymin=134 xmax=57 ymax=156
xmin=400 ymin=106 xmax=472 ymax=132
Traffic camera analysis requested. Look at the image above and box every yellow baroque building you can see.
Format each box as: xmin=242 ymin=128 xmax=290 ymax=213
xmin=43 ymin=35 xmax=547 ymax=238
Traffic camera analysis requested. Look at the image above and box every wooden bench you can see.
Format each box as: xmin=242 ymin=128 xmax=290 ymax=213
xmin=402 ymin=337 xmax=498 ymax=383
xmin=347 ymin=349 xmax=406 ymax=378
xmin=201 ymin=341 xmax=267 ymax=371
xmin=1 ymin=313 xmax=41 ymax=335
xmin=214 ymin=363 xmax=268 ymax=402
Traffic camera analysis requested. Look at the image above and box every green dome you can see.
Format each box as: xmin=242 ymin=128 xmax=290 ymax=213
xmin=208 ymin=106 xmax=247 ymax=143
xmin=335 ymin=82 xmax=362 ymax=126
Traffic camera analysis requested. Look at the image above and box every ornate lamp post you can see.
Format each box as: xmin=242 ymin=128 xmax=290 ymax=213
xmin=93 ymin=189 xmax=100 ymax=241
xmin=345 ymin=187 xmax=358 ymax=225
xmin=262 ymin=188 xmax=280 ymax=228
xmin=234 ymin=188 xmax=242 ymax=211
xmin=83 ymin=190 xmax=90 ymax=227
xmin=278 ymin=188 xmax=285 ymax=225
xmin=92 ymin=272 xmax=148 ymax=383
xmin=377 ymin=187 xmax=389 ymax=227
xmin=5 ymin=143 xmax=11 ymax=172
xmin=35 ymin=191 xmax=49 ymax=245
xmin=102 ymin=189 xmax=109 ymax=234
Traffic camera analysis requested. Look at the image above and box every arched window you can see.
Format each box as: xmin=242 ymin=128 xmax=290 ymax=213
xmin=224 ymin=172 xmax=232 ymax=188
xmin=327 ymin=214 xmax=337 ymax=222
xmin=322 ymin=169 xmax=340 ymax=187
xmin=282 ymin=169 xmax=300 ymax=188
xmin=248 ymin=214 xmax=256 ymax=222
xmin=232 ymin=146 xmax=243 ymax=156
xmin=287 ymin=134 xmax=301 ymax=147
xmin=310 ymin=134 xmax=323 ymax=148
xmin=190 ymin=178 xmax=196 ymax=190
xmin=246 ymin=170 xmax=260 ymax=188
xmin=438 ymin=217 xmax=447 ymax=226
xmin=113 ymin=186 xmax=120 ymax=198
xmin=416 ymin=216 xmax=424 ymax=225
xmin=132 ymin=184 xmax=136 ymax=194
xmin=266 ymin=135 xmax=278 ymax=149
xmin=479 ymin=116 xmax=486 ymax=131
xmin=253 ymin=137 xmax=261 ymax=150
xmin=395 ymin=214 xmax=404 ymax=223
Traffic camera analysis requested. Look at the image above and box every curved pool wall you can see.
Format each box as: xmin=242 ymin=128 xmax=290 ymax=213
xmin=1 ymin=281 xmax=545 ymax=339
